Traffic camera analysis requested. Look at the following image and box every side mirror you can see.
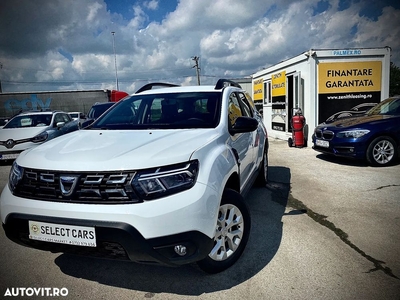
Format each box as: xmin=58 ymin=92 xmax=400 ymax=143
xmin=230 ymin=116 xmax=258 ymax=135
xmin=56 ymin=122 xmax=65 ymax=129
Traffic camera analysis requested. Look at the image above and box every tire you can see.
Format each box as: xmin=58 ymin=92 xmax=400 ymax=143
xmin=288 ymin=137 xmax=293 ymax=147
xmin=255 ymin=146 xmax=268 ymax=186
xmin=197 ymin=188 xmax=251 ymax=274
xmin=366 ymin=136 xmax=398 ymax=166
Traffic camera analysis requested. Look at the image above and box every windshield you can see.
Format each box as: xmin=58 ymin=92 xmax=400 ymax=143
xmin=366 ymin=97 xmax=400 ymax=116
xmin=90 ymin=92 xmax=221 ymax=130
xmin=3 ymin=114 xmax=52 ymax=128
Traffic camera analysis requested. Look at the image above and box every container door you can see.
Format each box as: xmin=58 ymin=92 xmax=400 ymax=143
xmin=286 ymin=71 xmax=302 ymax=133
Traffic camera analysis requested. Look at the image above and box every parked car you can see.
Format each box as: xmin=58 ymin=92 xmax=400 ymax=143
xmin=324 ymin=103 xmax=377 ymax=123
xmin=81 ymin=102 xmax=115 ymax=128
xmin=1 ymin=79 xmax=268 ymax=273
xmin=68 ymin=112 xmax=86 ymax=128
xmin=313 ymin=96 xmax=400 ymax=166
xmin=0 ymin=110 xmax=79 ymax=161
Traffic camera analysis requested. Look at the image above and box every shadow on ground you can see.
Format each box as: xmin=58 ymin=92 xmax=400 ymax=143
xmin=316 ymin=153 xmax=400 ymax=167
xmin=316 ymin=153 xmax=370 ymax=167
xmin=54 ymin=166 xmax=293 ymax=296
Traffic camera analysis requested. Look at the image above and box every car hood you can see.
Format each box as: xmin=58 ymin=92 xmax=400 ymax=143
xmin=17 ymin=129 xmax=219 ymax=171
xmin=0 ymin=127 xmax=45 ymax=141
xmin=321 ymin=114 xmax=394 ymax=129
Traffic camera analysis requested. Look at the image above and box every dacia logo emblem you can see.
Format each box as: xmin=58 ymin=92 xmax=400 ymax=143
xmin=60 ymin=175 xmax=79 ymax=196
xmin=5 ymin=139 xmax=15 ymax=149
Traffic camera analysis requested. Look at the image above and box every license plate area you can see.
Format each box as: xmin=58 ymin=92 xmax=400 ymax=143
xmin=29 ymin=221 xmax=96 ymax=247
xmin=316 ymin=139 xmax=329 ymax=148
xmin=0 ymin=153 xmax=19 ymax=160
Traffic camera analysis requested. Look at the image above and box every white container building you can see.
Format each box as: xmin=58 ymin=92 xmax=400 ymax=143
xmin=252 ymin=47 xmax=391 ymax=146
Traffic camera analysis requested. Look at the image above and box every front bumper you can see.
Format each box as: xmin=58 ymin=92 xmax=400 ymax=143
xmin=312 ymin=135 xmax=368 ymax=159
xmin=1 ymin=182 xmax=218 ymax=266
xmin=3 ymin=214 xmax=213 ymax=266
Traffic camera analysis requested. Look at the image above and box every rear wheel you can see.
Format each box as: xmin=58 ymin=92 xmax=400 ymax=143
xmin=255 ymin=146 xmax=268 ymax=186
xmin=366 ymin=136 xmax=398 ymax=166
xmin=197 ymin=188 xmax=251 ymax=273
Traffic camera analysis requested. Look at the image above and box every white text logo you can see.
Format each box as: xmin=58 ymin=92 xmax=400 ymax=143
xmin=4 ymin=287 xmax=68 ymax=297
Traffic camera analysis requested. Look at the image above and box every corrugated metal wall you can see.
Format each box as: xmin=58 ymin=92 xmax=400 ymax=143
xmin=0 ymin=90 xmax=110 ymax=117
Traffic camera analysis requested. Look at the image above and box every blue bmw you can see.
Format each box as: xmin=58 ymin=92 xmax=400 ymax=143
xmin=313 ymin=96 xmax=400 ymax=166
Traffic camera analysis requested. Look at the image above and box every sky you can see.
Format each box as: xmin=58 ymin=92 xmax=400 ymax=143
xmin=0 ymin=0 xmax=399 ymax=94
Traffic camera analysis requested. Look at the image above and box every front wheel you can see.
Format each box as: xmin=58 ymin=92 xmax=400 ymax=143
xmin=366 ymin=136 xmax=398 ymax=166
xmin=197 ymin=189 xmax=251 ymax=273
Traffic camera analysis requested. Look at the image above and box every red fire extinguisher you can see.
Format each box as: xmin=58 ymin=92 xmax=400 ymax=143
xmin=288 ymin=108 xmax=306 ymax=148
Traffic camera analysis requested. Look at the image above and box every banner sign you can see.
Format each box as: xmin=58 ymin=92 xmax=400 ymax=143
xmin=271 ymin=71 xmax=286 ymax=131
xmin=318 ymin=61 xmax=381 ymax=94
xmin=272 ymin=71 xmax=286 ymax=97
xmin=317 ymin=61 xmax=382 ymax=123
xmin=253 ymin=78 xmax=264 ymax=101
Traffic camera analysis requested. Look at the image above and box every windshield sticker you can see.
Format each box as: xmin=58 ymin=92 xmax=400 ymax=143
xmin=20 ymin=118 xmax=33 ymax=127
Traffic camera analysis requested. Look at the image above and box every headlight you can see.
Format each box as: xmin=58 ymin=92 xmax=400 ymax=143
xmin=9 ymin=161 xmax=24 ymax=192
xmin=131 ymin=160 xmax=199 ymax=200
xmin=31 ymin=131 xmax=48 ymax=143
xmin=336 ymin=129 xmax=370 ymax=138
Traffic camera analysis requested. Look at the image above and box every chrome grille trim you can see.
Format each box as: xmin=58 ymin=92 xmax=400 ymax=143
xmin=107 ymin=174 xmax=129 ymax=184
xmin=84 ymin=175 xmax=104 ymax=184
xmin=315 ymin=129 xmax=334 ymax=141
xmin=40 ymin=173 xmax=55 ymax=183
xmin=26 ymin=171 xmax=38 ymax=181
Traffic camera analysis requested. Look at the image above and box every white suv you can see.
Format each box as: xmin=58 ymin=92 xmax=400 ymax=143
xmin=2 ymin=79 xmax=268 ymax=273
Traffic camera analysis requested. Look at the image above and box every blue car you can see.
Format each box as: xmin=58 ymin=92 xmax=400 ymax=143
xmin=313 ymin=96 xmax=400 ymax=166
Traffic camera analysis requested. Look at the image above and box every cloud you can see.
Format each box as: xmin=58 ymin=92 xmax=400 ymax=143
xmin=0 ymin=0 xmax=399 ymax=93
xmin=354 ymin=6 xmax=400 ymax=63
xmin=87 ymin=2 xmax=103 ymax=23
xmin=144 ymin=0 xmax=159 ymax=11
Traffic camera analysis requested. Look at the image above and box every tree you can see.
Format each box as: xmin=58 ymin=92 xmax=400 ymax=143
xmin=389 ymin=62 xmax=400 ymax=96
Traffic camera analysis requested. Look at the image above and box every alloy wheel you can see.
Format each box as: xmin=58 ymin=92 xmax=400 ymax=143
xmin=373 ymin=139 xmax=395 ymax=165
xmin=208 ymin=204 xmax=244 ymax=261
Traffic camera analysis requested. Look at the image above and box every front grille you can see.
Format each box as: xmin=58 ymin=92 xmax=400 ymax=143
xmin=315 ymin=129 xmax=334 ymax=140
xmin=14 ymin=168 xmax=141 ymax=204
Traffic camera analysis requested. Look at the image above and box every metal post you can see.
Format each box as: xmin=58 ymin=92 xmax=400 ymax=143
xmin=192 ymin=56 xmax=200 ymax=85
xmin=111 ymin=32 xmax=119 ymax=90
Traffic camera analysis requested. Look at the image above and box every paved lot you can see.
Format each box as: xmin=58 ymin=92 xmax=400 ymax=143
xmin=0 ymin=139 xmax=399 ymax=299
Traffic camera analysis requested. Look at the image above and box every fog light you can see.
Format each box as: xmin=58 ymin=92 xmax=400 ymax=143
xmin=174 ymin=245 xmax=187 ymax=256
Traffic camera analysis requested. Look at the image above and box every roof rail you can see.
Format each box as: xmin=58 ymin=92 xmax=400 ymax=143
xmin=135 ymin=82 xmax=179 ymax=94
xmin=215 ymin=79 xmax=242 ymax=90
